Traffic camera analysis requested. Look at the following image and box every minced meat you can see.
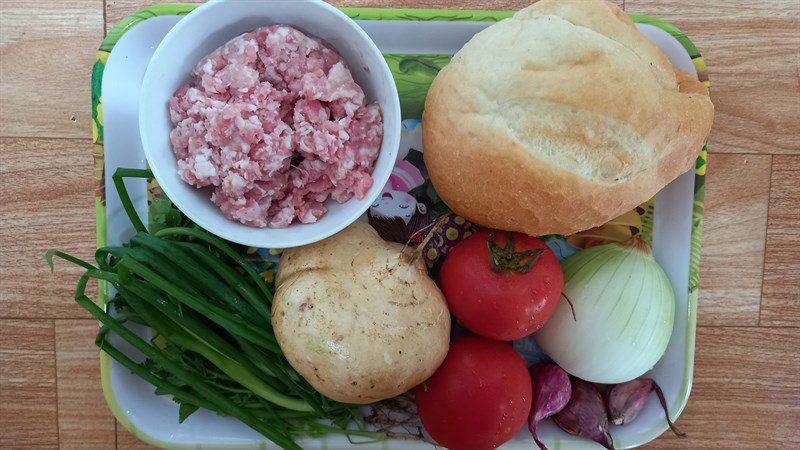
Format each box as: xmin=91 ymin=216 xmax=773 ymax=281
xmin=168 ymin=25 xmax=383 ymax=228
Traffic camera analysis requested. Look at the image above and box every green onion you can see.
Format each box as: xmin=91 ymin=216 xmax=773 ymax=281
xmin=46 ymin=249 xmax=97 ymax=272
xmin=111 ymin=168 xmax=152 ymax=234
xmin=95 ymin=326 xmax=219 ymax=413
xmin=154 ymin=227 xmax=274 ymax=303
xmin=131 ymin=233 xmax=264 ymax=322
xmin=46 ymin=169 xmax=385 ymax=450
xmin=75 ymin=291 xmax=300 ymax=450
xmin=120 ymin=288 xmax=311 ymax=412
xmin=116 ymin=255 xmax=280 ymax=352
xmin=174 ymin=241 xmax=272 ymax=325
xmin=120 ymin=280 xmax=279 ymax=384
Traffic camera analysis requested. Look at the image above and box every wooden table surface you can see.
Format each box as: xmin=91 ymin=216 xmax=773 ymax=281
xmin=1 ymin=0 xmax=798 ymax=448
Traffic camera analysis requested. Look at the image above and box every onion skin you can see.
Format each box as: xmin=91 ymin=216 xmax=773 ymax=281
xmin=528 ymin=364 xmax=572 ymax=450
xmin=534 ymin=237 xmax=675 ymax=384
xmin=607 ymin=378 xmax=686 ymax=437
xmin=607 ymin=379 xmax=651 ymax=425
xmin=553 ymin=378 xmax=614 ymax=450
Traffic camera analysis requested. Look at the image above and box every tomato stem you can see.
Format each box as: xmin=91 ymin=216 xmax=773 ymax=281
xmin=486 ymin=232 xmax=545 ymax=273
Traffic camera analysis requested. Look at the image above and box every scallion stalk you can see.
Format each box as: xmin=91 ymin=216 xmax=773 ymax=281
xmin=46 ymin=169 xmax=385 ymax=450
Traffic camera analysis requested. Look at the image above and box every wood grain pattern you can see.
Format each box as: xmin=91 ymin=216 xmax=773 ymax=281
xmin=0 ymin=0 xmax=104 ymax=139
xmin=0 ymin=0 xmax=798 ymax=448
xmin=624 ymin=0 xmax=799 ymax=19
xmin=0 ymin=320 xmax=59 ymax=447
xmin=698 ymin=153 xmax=771 ymax=325
xmin=626 ymin=0 xmax=800 ymax=155
xmin=760 ymin=155 xmax=800 ymax=326
xmin=0 ymin=138 xmax=97 ymax=320
xmin=55 ymin=320 xmax=117 ymax=449
xmin=647 ymin=326 xmax=800 ymax=449
xmin=104 ymin=0 xmax=625 ymax=33
xmin=105 ymin=0 xmax=195 ymax=33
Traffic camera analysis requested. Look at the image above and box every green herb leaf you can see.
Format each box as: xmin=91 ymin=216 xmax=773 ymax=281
xmin=178 ymin=402 xmax=200 ymax=423
xmin=148 ymin=198 xmax=183 ymax=234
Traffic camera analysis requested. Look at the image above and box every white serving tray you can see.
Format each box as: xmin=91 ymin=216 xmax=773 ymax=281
xmin=100 ymin=10 xmax=700 ymax=450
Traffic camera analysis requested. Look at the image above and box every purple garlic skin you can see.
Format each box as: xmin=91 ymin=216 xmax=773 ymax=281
xmin=530 ymin=364 xmax=572 ymax=422
xmin=607 ymin=378 xmax=686 ymax=437
xmin=553 ymin=378 xmax=614 ymax=450
xmin=607 ymin=378 xmax=652 ymax=425
xmin=528 ymin=364 xmax=572 ymax=450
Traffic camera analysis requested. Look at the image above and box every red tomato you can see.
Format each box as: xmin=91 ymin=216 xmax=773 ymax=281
xmin=440 ymin=230 xmax=563 ymax=340
xmin=416 ymin=335 xmax=532 ymax=450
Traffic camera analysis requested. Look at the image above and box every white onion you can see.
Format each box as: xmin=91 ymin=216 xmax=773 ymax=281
xmin=534 ymin=237 xmax=675 ymax=384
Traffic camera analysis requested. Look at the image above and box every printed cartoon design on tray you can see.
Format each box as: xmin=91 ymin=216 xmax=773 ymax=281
xmin=695 ymin=147 xmax=707 ymax=177
xmin=421 ymin=213 xmax=475 ymax=269
xmin=92 ymin=51 xmax=109 ymax=206
xmin=566 ymin=207 xmax=645 ymax=250
xmin=367 ymin=120 xmax=477 ymax=269
xmin=93 ymin=143 xmax=105 ymax=206
xmin=384 ymin=54 xmax=451 ymax=119
xmin=543 ymin=202 xmax=654 ymax=261
xmin=243 ymin=246 xmax=281 ymax=289
xmin=368 ymin=120 xmax=431 ymax=240
xmin=545 ymin=200 xmax=652 ymax=261
xmin=92 ymin=51 xmax=107 ymax=145
xmin=540 ymin=235 xmax=578 ymax=262
xmin=368 ymin=149 xmax=430 ymax=241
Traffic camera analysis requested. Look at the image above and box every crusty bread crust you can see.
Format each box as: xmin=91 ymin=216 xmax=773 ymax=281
xmin=422 ymin=0 xmax=714 ymax=236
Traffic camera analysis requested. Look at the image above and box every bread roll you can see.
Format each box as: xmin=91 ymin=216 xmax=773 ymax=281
xmin=422 ymin=0 xmax=714 ymax=236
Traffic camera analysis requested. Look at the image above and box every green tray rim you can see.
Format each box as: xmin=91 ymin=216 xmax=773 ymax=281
xmin=90 ymin=5 xmax=709 ymax=449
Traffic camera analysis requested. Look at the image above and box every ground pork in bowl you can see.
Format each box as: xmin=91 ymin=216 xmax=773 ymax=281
xmin=140 ymin=0 xmax=400 ymax=248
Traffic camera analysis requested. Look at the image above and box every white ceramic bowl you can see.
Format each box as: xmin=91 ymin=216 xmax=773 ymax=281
xmin=139 ymin=0 xmax=400 ymax=248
